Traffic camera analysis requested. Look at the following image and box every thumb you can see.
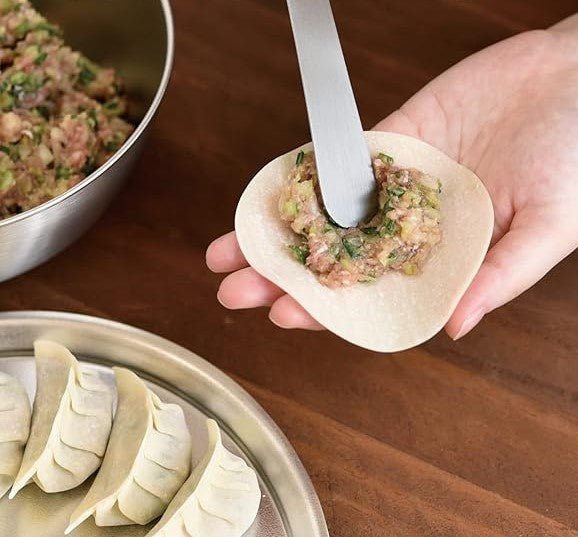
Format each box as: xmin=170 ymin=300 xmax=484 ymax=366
xmin=446 ymin=208 xmax=577 ymax=340
xmin=372 ymin=109 xmax=420 ymax=137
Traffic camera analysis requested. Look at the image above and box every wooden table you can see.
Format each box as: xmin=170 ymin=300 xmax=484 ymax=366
xmin=2 ymin=1 xmax=578 ymax=535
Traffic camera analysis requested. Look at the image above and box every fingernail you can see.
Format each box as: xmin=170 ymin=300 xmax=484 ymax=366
xmin=216 ymin=289 xmax=228 ymax=308
xmin=268 ymin=312 xmax=289 ymax=329
xmin=452 ymin=309 xmax=484 ymax=340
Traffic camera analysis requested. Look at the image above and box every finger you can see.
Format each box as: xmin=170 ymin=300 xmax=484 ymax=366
xmin=549 ymin=13 xmax=578 ymax=35
xmin=372 ymin=108 xmax=420 ymax=137
xmin=372 ymin=99 xmax=456 ymax=159
xmin=217 ymin=267 xmax=284 ymax=309
xmin=206 ymin=231 xmax=248 ymax=273
xmin=446 ymin=209 xmax=577 ymax=339
xmin=269 ymin=295 xmax=325 ymax=330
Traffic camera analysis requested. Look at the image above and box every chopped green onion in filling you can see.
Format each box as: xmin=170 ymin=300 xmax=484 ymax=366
xmin=342 ymin=237 xmax=362 ymax=259
xmin=288 ymin=244 xmax=309 ymax=265
xmin=279 ymin=150 xmax=442 ymax=287
xmin=55 ymin=165 xmax=72 ymax=181
xmin=34 ymin=51 xmax=47 ymax=65
xmin=377 ymin=152 xmax=394 ymax=165
xmin=78 ymin=64 xmax=97 ymax=86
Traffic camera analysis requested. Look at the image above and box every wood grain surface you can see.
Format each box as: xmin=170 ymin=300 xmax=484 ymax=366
xmin=2 ymin=1 xmax=578 ymax=535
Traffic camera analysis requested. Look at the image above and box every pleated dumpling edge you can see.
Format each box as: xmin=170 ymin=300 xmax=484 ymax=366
xmin=146 ymin=418 xmax=261 ymax=537
xmin=0 ymin=372 xmax=31 ymax=499
xmin=10 ymin=340 xmax=114 ymax=497
xmin=66 ymin=367 xmax=192 ymax=533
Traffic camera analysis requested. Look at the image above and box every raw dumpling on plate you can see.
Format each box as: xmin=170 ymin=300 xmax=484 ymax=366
xmin=146 ymin=418 xmax=261 ymax=537
xmin=0 ymin=372 xmax=31 ymax=499
xmin=10 ymin=340 xmax=114 ymax=497
xmin=66 ymin=367 xmax=192 ymax=532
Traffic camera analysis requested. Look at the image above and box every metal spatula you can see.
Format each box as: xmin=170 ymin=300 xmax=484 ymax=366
xmin=286 ymin=0 xmax=375 ymax=228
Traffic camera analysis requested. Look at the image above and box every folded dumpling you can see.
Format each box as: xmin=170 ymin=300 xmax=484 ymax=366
xmin=10 ymin=340 xmax=114 ymax=497
xmin=146 ymin=419 xmax=261 ymax=537
xmin=66 ymin=367 xmax=192 ymax=532
xmin=0 ymin=372 xmax=31 ymax=499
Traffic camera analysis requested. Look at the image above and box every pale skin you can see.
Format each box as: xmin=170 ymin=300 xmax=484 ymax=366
xmin=206 ymin=15 xmax=578 ymax=340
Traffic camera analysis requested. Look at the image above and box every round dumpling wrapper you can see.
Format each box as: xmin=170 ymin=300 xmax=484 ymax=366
xmin=235 ymin=131 xmax=494 ymax=352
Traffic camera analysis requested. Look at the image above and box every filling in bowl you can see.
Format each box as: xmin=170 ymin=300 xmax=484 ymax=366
xmin=279 ymin=151 xmax=442 ymax=288
xmin=0 ymin=0 xmax=134 ymax=218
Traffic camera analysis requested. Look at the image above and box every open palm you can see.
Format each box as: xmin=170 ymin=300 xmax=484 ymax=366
xmin=207 ymin=16 xmax=578 ymax=340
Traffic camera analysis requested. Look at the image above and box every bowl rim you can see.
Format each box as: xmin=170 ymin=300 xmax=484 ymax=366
xmin=0 ymin=0 xmax=175 ymax=228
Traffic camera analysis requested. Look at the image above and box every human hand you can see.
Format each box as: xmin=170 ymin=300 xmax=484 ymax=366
xmin=206 ymin=15 xmax=578 ymax=339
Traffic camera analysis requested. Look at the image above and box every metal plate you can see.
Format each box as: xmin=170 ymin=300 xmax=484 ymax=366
xmin=0 ymin=312 xmax=329 ymax=537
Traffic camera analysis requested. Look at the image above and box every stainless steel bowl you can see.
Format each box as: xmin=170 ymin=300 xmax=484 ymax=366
xmin=0 ymin=0 xmax=174 ymax=282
